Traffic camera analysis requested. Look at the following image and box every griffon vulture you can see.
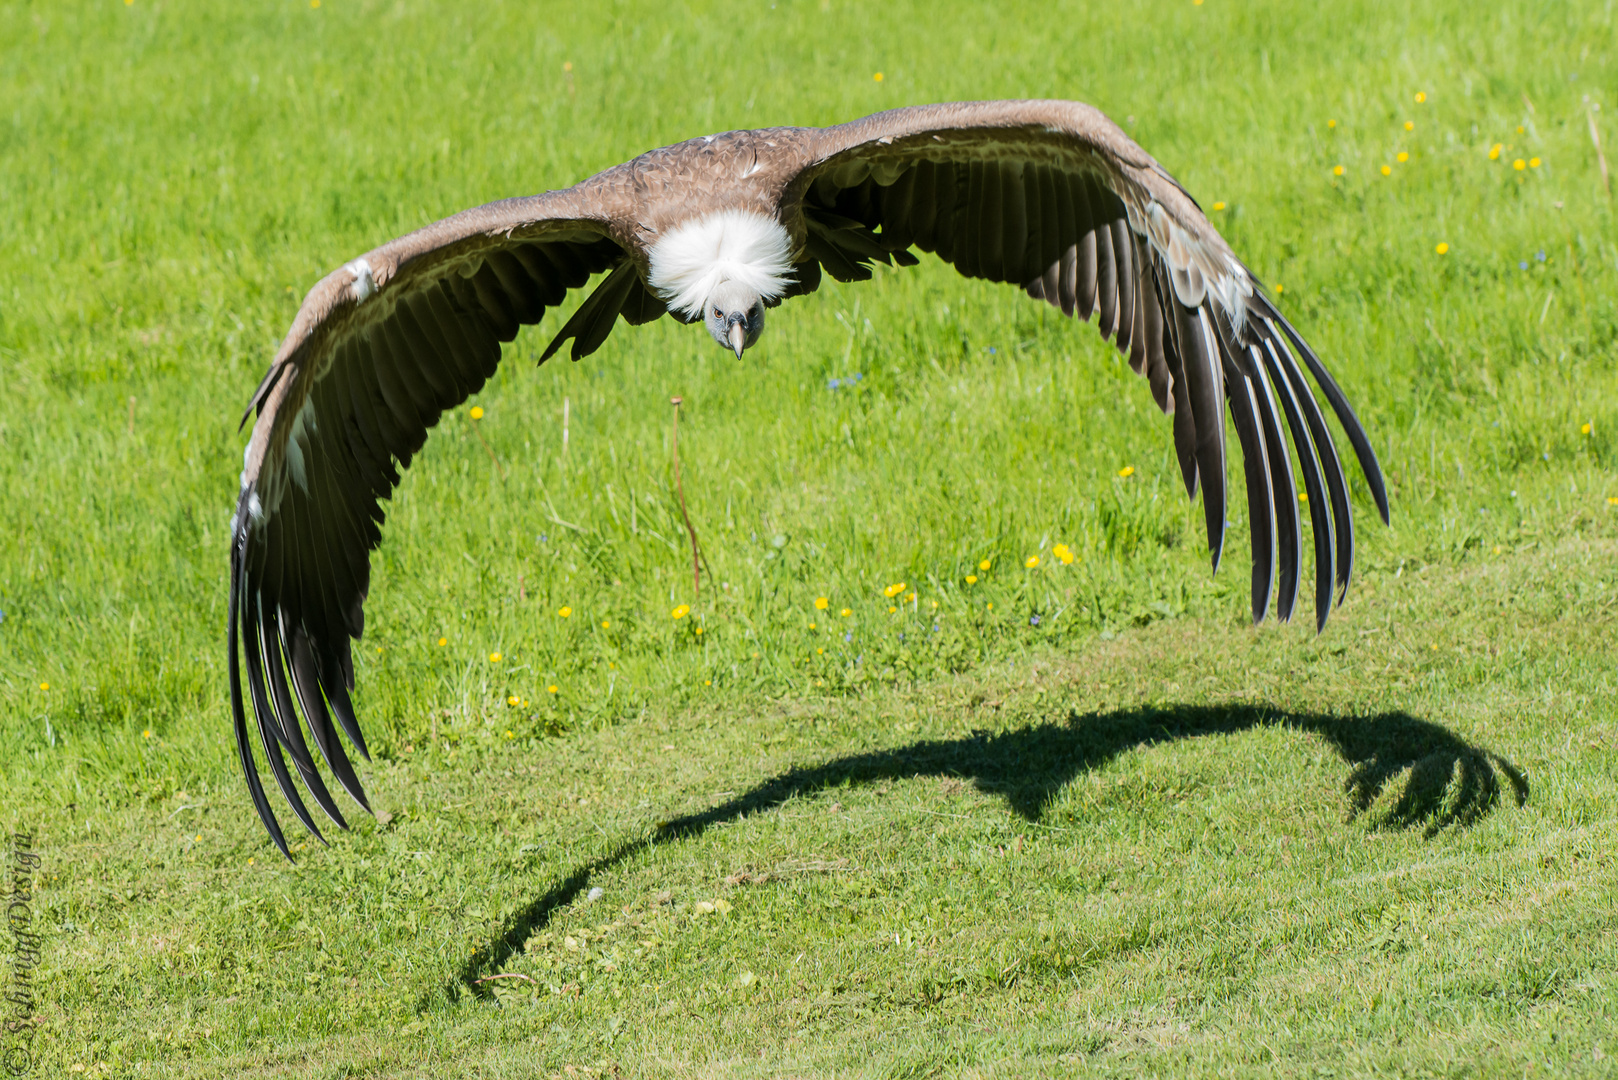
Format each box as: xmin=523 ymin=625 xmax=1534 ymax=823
xmin=230 ymin=100 xmax=1390 ymax=857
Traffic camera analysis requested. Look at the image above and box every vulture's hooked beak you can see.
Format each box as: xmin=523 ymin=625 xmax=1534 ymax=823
xmin=727 ymin=318 xmax=747 ymax=359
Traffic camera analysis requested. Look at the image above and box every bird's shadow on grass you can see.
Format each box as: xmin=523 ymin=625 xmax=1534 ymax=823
xmin=441 ymin=703 xmax=1526 ymax=1004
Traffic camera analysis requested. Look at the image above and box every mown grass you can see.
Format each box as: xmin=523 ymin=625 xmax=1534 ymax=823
xmin=0 ymin=0 xmax=1614 ymax=1075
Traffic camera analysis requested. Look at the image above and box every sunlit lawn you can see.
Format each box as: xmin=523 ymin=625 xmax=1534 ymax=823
xmin=1 ymin=0 xmax=1615 ymax=1075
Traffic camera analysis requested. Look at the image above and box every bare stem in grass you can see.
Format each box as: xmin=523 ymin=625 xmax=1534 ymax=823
xmin=670 ymin=396 xmax=707 ymax=599
xmin=1589 ymin=105 xmax=1610 ymax=199
xmin=469 ymin=412 xmax=506 ymax=480
xmin=473 ymin=972 xmax=536 ymax=985
xmin=127 ymin=396 xmax=135 ymax=436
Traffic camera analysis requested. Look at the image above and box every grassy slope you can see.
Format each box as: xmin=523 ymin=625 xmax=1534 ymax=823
xmin=0 ymin=0 xmax=1614 ymax=1074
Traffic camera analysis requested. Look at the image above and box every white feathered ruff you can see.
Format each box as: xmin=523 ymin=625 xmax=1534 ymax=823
xmin=648 ymin=210 xmax=794 ymax=318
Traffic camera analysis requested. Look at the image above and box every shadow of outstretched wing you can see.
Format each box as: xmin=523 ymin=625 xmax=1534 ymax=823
xmin=442 ymin=703 xmax=1525 ymax=1002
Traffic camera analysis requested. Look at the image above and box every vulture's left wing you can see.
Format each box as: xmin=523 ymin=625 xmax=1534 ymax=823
xmin=781 ymin=100 xmax=1388 ymax=631
xmin=230 ymin=193 xmax=656 ymax=858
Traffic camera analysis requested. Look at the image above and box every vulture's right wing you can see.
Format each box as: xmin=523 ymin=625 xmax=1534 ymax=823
xmin=230 ymin=192 xmax=662 ymax=858
xmin=783 ymin=100 xmax=1389 ymax=633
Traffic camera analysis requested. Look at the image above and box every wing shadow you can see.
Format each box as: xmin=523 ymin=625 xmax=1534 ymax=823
xmin=442 ymin=703 xmax=1526 ymax=1002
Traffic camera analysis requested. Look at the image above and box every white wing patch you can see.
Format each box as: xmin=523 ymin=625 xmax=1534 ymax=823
xmin=647 ymin=210 xmax=794 ymax=319
xmin=346 ymin=258 xmax=376 ymax=303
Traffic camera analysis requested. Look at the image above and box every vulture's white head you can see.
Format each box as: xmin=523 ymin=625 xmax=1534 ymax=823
xmin=702 ymin=280 xmax=766 ymax=358
xmin=647 ymin=209 xmax=795 ymax=358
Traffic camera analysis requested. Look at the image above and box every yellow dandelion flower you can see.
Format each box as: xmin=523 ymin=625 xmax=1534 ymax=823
xmin=1513 ymin=159 xmax=1526 ymax=171
xmin=704 ymin=680 xmax=712 ymax=686
xmin=248 ymin=857 xmax=255 ymax=865
xmin=883 ymin=582 xmax=906 ymax=598
xmin=1327 ymin=119 xmax=1337 ymax=129
xmin=507 ymin=696 xmax=519 ymax=706
xmin=600 ymin=620 xmax=610 ymax=629
xmin=1298 ymin=492 xmax=1308 ymax=503
xmin=817 ymin=647 xmax=824 ymax=655
xmin=1396 ymin=151 xmax=1409 ymax=163
xmin=469 ymin=405 xmax=484 ymax=420
xmin=505 ymin=730 xmax=514 ymax=739
xmin=966 ymin=574 xmax=978 ymax=584
xmin=815 ymin=596 xmax=829 ymax=610
xmin=38 ymin=682 xmax=48 ymax=691
xmin=1212 ymin=201 xmax=1225 ymax=211
xmin=978 ymin=559 xmax=992 ymax=571
xmin=1415 ymin=91 xmax=1426 ymax=103
xmin=694 ymin=626 xmax=704 ymax=635
xmin=437 ymin=636 xmax=447 ymax=647
xmin=1436 ymin=242 xmax=1449 ymax=254
xmin=671 ymin=604 xmax=690 ymax=619
xmin=986 ymin=602 xmax=993 ymax=610
xmin=1581 ymin=423 xmax=1592 ymax=435
xmin=1333 ymin=165 xmax=1345 ymax=176
xmin=489 ymin=652 xmax=502 ymax=662
xmin=1608 ymin=496 xmax=1618 ymax=506
xmin=1489 ymin=145 xmax=1501 ymax=160
xmin=310 ymin=0 xmax=319 ymax=7
xmin=142 ymin=729 xmax=152 ymax=739
xmin=840 ymin=607 xmax=852 ymax=617
xmin=1380 ymin=165 xmax=1392 ymax=176
xmin=873 ymin=72 xmax=883 ymax=82
xmin=904 ymin=592 xmax=917 ymax=605
xmin=547 ymin=684 xmax=558 ymax=693
xmin=1516 ymin=126 xmax=1524 ymax=134
xmin=1276 ymin=284 xmax=1284 ymax=293
xmin=1118 ymin=465 xmax=1135 ymax=477
xmin=1404 ymin=121 xmax=1414 ymax=131
xmin=558 ymin=606 xmax=572 ymax=618
xmin=888 ymin=605 xmax=898 ymax=614
xmin=1025 ymin=555 xmax=1040 ymax=568
xmin=1529 ymin=157 xmax=1541 ymax=168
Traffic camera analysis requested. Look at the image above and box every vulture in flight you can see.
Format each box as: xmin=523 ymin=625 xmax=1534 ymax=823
xmin=230 ymin=100 xmax=1389 ymax=857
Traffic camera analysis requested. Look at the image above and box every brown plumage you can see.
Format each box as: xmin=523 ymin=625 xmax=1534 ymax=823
xmin=230 ymin=100 xmax=1389 ymax=857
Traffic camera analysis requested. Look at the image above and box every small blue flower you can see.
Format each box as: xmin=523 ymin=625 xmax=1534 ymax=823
xmin=1029 ymin=614 xmax=1041 ymax=626
xmin=931 ymin=623 xmax=940 ymax=633
xmin=1519 ymin=261 xmax=1529 ymax=270
xmin=988 ymin=346 xmax=997 ymax=355
xmin=828 ymin=377 xmax=841 ymax=389
xmin=1537 ymin=250 xmax=1547 ymax=262
xmin=853 ymin=372 xmax=863 ymax=381
xmin=843 ymin=631 xmax=853 ymax=642
xmin=538 ymin=533 xmax=548 ymax=543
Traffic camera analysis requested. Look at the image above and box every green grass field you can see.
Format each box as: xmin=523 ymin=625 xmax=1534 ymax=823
xmin=2 ymin=0 xmax=1616 ymax=1075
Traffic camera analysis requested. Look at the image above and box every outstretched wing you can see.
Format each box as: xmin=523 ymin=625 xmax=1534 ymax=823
xmin=229 ymin=191 xmax=662 ymax=858
xmin=780 ymin=100 xmax=1389 ymax=630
